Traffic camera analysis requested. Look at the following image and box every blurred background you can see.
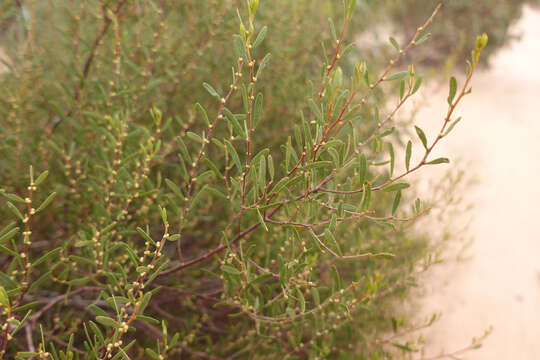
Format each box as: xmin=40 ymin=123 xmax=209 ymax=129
xmin=410 ymin=3 xmax=540 ymax=359
xmin=352 ymin=1 xmax=540 ymax=357
xmin=1 ymin=0 xmax=539 ymax=358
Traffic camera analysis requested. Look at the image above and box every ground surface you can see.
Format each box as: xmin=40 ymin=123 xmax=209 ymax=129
xmin=413 ymin=5 xmax=540 ymax=359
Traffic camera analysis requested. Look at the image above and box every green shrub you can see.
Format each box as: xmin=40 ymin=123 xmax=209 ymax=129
xmin=0 ymin=1 xmax=487 ymax=359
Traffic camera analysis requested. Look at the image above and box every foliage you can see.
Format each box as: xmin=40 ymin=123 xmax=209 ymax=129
xmin=0 ymin=1 xmax=488 ymax=359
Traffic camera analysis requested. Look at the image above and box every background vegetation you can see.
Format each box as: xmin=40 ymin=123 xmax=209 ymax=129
xmin=0 ymin=0 xmax=521 ymax=359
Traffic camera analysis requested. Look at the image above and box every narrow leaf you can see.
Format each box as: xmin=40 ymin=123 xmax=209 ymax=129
xmin=223 ymin=108 xmax=245 ymax=138
xmin=194 ymin=103 xmax=210 ymax=126
xmin=0 ymin=227 xmax=19 ymax=244
xmin=448 ymin=76 xmax=457 ymax=105
xmin=405 ymin=140 xmax=412 ymax=171
xmin=412 ymin=76 xmax=423 ymax=95
xmin=383 ymin=183 xmax=410 ymax=192
xmin=388 ymin=143 xmax=395 ymax=176
xmin=36 ymin=192 xmax=57 ymax=213
xmin=95 ymin=316 xmax=119 ymax=328
xmin=384 ymin=71 xmax=408 ymax=81
xmin=6 ymin=202 xmax=24 ymax=220
xmin=252 ymin=26 xmax=267 ymax=48
xmin=392 ymin=190 xmax=402 ymax=215
xmin=426 ymin=157 xmax=450 ymax=165
xmin=415 ymin=126 xmax=428 ymax=149
xmin=203 ymin=82 xmax=220 ymax=99
xmin=389 ymin=36 xmax=400 ymax=51
xmin=34 ymin=170 xmax=49 ymax=186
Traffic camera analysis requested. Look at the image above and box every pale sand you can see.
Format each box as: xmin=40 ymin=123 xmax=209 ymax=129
xmin=410 ymin=5 xmax=540 ymax=359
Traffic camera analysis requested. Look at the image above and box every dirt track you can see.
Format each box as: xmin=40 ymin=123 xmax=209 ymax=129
xmin=413 ymin=5 xmax=540 ymax=359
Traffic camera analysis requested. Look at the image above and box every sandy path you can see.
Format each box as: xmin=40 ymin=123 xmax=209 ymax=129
xmin=412 ymin=5 xmax=540 ymax=359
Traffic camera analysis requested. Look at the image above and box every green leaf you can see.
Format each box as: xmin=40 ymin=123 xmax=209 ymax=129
xmin=331 ymin=266 xmax=341 ymax=292
xmin=88 ymin=321 xmax=105 ymax=344
xmin=328 ymin=18 xmax=337 ymax=43
xmin=379 ymin=127 xmax=395 ymax=138
xmin=203 ymin=82 xmax=220 ymax=99
xmin=256 ymin=208 xmax=268 ymax=232
xmin=16 ymin=352 xmax=40 ymax=358
xmin=233 ymin=34 xmax=246 ymax=61
xmin=205 ymin=186 xmax=227 ymax=200
xmin=223 ymin=108 xmax=246 ymax=138
xmin=165 ymin=179 xmax=183 ymax=199
xmin=442 ymin=117 xmax=462 ymax=137
xmin=383 ymin=183 xmax=410 ymax=192
xmin=32 ymin=248 xmax=61 ymax=267
xmin=36 ymin=192 xmax=57 ymax=213
xmin=392 ymin=343 xmax=418 ymax=352
xmin=87 ymin=304 xmax=108 ymax=317
xmin=96 ymin=316 xmax=119 ymax=328
xmin=252 ymin=26 xmax=267 ymax=48
xmin=190 ymin=185 xmax=208 ymax=211
xmin=222 ymin=265 xmax=242 ymax=275
xmin=145 ymin=349 xmax=160 ymax=360
xmin=136 ymin=266 xmax=149 ymax=274
xmin=166 ymin=234 xmax=181 ymax=242
xmin=137 ymin=292 xmax=152 ymax=315
xmin=136 ymin=227 xmax=156 ymax=246
xmin=28 ymin=271 xmax=51 ymax=293
xmin=10 ymin=309 xmax=30 ymax=336
xmin=204 ymin=158 xmax=223 ymax=178
xmin=268 ymin=155 xmax=274 ymax=181
xmin=0 ymin=286 xmax=9 ymax=308
xmin=269 ymin=176 xmax=290 ymax=196
xmin=415 ymin=126 xmax=428 ymax=149
xmin=448 ymin=76 xmax=457 ymax=105
xmin=13 ymin=301 xmax=40 ymax=313
xmin=176 ymin=137 xmax=191 ymax=163
xmin=186 ymin=131 xmax=204 ymax=144
xmin=311 ymin=287 xmax=320 ymax=307
xmin=0 ymin=244 xmax=18 ymax=257
xmin=325 ymin=230 xmax=342 ymax=256
xmin=194 ymin=103 xmax=210 ymax=126
xmin=0 ymin=227 xmax=18 ymax=244
xmin=412 ymin=76 xmax=423 ymax=95
xmin=296 ymin=288 xmax=306 ymax=313
xmin=415 ymin=33 xmax=431 ymax=46
xmin=389 ymin=36 xmax=400 ymax=51
xmin=135 ymin=315 xmax=160 ymax=325
xmin=225 ymin=141 xmax=242 ymax=171
xmin=392 ymin=190 xmax=402 ymax=215
xmin=256 ymin=53 xmax=271 ymax=79
xmin=361 ymin=183 xmax=371 ymax=211
xmin=308 ymin=99 xmax=322 ymax=123
xmin=0 ymin=223 xmax=15 ymax=238
xmin=253 ymin=93 xmax=263 ymax=128
xmin=6 ymin=202 xmax=23 ymax=221
xmin=384 ymin=71 xmax=408 ymax=81
xmin=388 ymin=143 xmax=394 ymax=176
xmin=426 ymin=157 xmax=450 ymax=165
xmin=405 ymin=140 xmax=412 ymax=171
xmin=358 ymin=153 xmax=367 ymax=184
xmin=34 ymin=170 xmax=49 ymax=186
xmin=2 ymin=193 xmax=25 ymax=203
xmin=374 ymin=252 xmax=395 ymax=260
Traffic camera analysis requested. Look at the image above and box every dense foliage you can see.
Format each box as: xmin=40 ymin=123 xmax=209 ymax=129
xmin=0 ymin=1 xmax=490 ymax=359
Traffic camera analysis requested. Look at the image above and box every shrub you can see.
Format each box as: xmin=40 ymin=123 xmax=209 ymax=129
xmin=0 ymin=1 xmax=487 ymax=359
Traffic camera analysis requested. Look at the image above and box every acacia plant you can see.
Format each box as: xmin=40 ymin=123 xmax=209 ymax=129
xmin=0 ymin=0 xmax=487 ymax=359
